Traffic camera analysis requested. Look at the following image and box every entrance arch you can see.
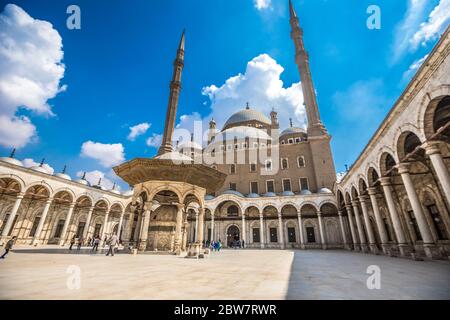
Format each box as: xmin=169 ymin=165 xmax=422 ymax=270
xmin=226 ymin=225 xmax=240 ymax=247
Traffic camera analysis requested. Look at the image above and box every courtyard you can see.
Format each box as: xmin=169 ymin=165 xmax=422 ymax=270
xmin=0 ymin=247 xmax=449 ymax=300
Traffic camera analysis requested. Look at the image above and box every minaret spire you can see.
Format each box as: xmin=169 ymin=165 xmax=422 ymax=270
xmin=157 ymin=29 xmax=186 ymax=155
xmin=289 ymin=0 xmax=327 ymax=136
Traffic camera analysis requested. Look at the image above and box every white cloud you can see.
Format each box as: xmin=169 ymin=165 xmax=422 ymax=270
xmin=146 ymin=133 xmax=163 ymax=148
xmin=22 ymin=158 xmax=54 ymax=174
xmin=127 ymin=122 xmax=150 ymax=141
xmin=402 ymin=54 xmax=429 ymax=82
xmin=80 ymin=141 xmax=125 ymax=167
xmin=198 ymin=54 xmax=304 ymax=132
xmin=0 ymin=115 xmax=36 ymax=148
xmin=76 ymin=170 xmax=119 ymax=190
xmin=254 ymin=0 xmax=272 ymax=10
xmin=0 ymin=4 xmax=66 ymax=148
xmin=410 ymin=0 xmax=450 ymax=48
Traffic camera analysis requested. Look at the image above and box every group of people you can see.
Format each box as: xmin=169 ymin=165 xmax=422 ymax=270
xmin=68 ymin=233 xmax=119 ymax=256
xmin=230 ymin=239 xmax=245 ymax=249
xmin=209 ymin=240 xmax=222 ymax=252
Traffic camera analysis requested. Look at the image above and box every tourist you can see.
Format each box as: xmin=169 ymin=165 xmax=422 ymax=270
xmin=106 ymin=233 xmax=118 ymax=256
xmin=91 ymin=235 xmax=100 ymax=252
xmin=0 ymin=236 xmax=17 ymax=259
xmin=77 ymin=237 xmax=83 ymax=250
xmin=69 ymin=236 xmax=76 ymax=250
xmin=242 ymin=239 xmax=245 ymax=249
xmin=217 ymin=240 xmax=222 ymax=252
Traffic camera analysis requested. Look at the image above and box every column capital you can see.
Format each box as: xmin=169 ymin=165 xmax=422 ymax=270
xmin=15 ymin=193 xmax=25 ymax=199
xmin=423 ymin=141 xmax=442 ymax=156
xmin=277 ymin=212 xmax=283 ymax=218
xmin=379 ymin=177 xmax=392 ymax=186
xmin=297 ymin=211 xmax=302 ymax=217
xmin=69 ymin=202 xmax=76 ymax=208
xmin=45 ymin=198 xmax=53 ymax=204
xmin=174 ymin=203 xmax=185 ymax=210
xmin=337 ymin=210 xmax=343 ymax=216
xmin=351 ymin=200 xmax=359 ymax=207
xmin=316 ymin=210 xmax=322 ymax=217
xmin=396 ymin=162 xmax=411 ymax=174
xmin=367 ymin=187 xmax=378 ymax=196
xmin=359 ymin=195 xmax=369 ymax=203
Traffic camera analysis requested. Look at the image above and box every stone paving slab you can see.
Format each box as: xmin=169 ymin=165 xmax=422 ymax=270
xmin=0 ymin=246 xmax=449 ymax=300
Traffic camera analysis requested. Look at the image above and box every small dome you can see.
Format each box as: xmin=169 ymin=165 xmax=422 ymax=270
xmin=280 ymin=127 xmax=306 ymax=137
xmin=280 ymin=191 xmax=295 ymax=196
xmin=300 ymin=189 xmax=312 ymax=195
xmin=318 ymin=187 xmax=333 ymax=194
xmin=122 ymin=190 xmax=133 ymax=197
xmin=93 ymin=184 xmax=107 ymax=191
xmin=31 ymin=165 xmax=51 ymax=174
xmin=154 ymin=151 xmax=192 ymax=162
xmin=0 ymin=157 xmax=23 ymax=167
xmin=223 ymin=108 xmax=271 ymax=130
xmin=54 ymin=173 xmax=72 ymax=181
xmin=246 ymin=193 xmax=260 ymax=198
xmin=205 ymin=194 xmax=215 ymax=200
xmin=222 ymin=190 xmax=244 ymax=197
xmin=262 ymin=192 xmax=277 ymax=197
xmin=110 ymin=189 xmax=121 ymax=194
xmin=75 ymin=178 xmax=90 ymax=186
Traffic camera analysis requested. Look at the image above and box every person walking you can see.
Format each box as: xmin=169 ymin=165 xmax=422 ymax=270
xmin=242 ymin=239 xmax=245 ymax=249
xmin=217 ymin=239 xmax=222 ymax=252
xmin=91 ymin=235 xmax=100 ymax=252
xmin=69 ymin=236 xmax=76 ymax=250
xmin=1 ymin=236 xmax=17 ymax=259
xmin=106 ymin=233 xmax=118 ymax=256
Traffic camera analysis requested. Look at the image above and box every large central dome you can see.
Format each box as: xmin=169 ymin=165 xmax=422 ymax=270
xmin=223 ymin=108 xmax=271 ymax=130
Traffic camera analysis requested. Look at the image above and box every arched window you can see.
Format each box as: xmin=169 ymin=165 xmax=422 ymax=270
xmin=227 ymin=205 xmax=239 ymax=216
xmin=281 ymin=158 xmax=288 ymax=170
xmin=230 ymin=164 xmax=236 ymax=174
xmin=297 ymin=156 xmax=305 ymax=167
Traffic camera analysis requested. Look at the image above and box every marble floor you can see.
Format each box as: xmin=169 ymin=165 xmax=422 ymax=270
xmin=0 ymin=246 xmax=449 ymax=299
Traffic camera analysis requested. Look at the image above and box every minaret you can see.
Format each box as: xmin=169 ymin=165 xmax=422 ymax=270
xmin=157 ymin=30 xmax=185 ymax=155
xmin=289 ymin=0 xmax=326 ymax=136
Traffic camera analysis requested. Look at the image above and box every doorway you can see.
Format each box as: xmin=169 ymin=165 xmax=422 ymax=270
xmin=227 ymin=225 xmax=240 ymax=247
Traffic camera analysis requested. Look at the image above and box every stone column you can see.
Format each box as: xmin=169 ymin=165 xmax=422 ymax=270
xmin=1 ymin=193 xmax=24 ymax=239
xmin=397 ymin=163 xmax=439 ymax=259
xmin=117 ymin=211 xmax=124 ymax=239
xmin=82 ymin=206 xmax=95 ymax=240
xmin=297 ymin=211 xmax=305 ymax=249
xmin=359 ymin=196 xmax=377 ymax=254
xmin=317 ymin=211 xmax=326 ymax=249
xmin=174 ymin=204 xmax=184 ymax=254
xmin=194 ymin=211 xmax=199 ymax=242
xmin=32 ymin=198 xmax=53 ymax=245
xmin=259 ymin=213 xmax=265 ymax=249
xmin=211 ymin=213 xmax=215 ymax=242
xmin=241 ymin=213 xmax=246 ymax=247
xmin=138 ymin=209 xmax=151 ymax=251
xmin=345 ymin=204 xmax=359 ymax=251
xmin=424 ymin=142 xmax=450 ymax=206
xmin=182 ymin=219 xmax=188 ymax=250
xmin=368 ymin=187 xmax=389 ymax=254
xmin=278 ymin=213 xmax=285 ymax=249
xmin=100 ymin=210 xmax=110 ymax=244
xmin=197 ymin=208 xmax=205 ymax=246
xmin=134 ymin=210 xmax=142 ymax=242
xmin=380 ymin=177 xmax=410 ymax=256
xmin=59 ymin=202 xmax=76 ymax=246
xmin=351 ymin=200 xmax=367 ymax=252
xmin=337 ymin=210 xmax=349 ymax=250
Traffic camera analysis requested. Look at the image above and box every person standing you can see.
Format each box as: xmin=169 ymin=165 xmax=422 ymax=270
xmin=91 ymin=235 xmax=100 ymax=252
xmin=242 ymin=239 xmax=245 ymax=249
xmin=77 ymin=237 xmax=83 ymax=250
xmin=69 ymin=236 xmax=76 ymax=250
xmin=0 ymin=236 xmax=17 ymax=259
xmin=106 ymin=233 xmax=118 ymax=256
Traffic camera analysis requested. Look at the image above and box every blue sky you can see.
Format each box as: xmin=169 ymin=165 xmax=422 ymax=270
xmin=0 ymin=0 xmax=448 ymax=190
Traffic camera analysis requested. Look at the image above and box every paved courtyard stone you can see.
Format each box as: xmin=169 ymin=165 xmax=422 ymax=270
xmin=0 ymin=247 xmax=449 ymax=299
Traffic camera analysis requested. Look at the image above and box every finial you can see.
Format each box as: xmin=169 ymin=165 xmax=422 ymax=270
xmin=97 ymin=178 xmax=102 ymax=186
xmin=112 ymin=182 xmax=116 ymax=190
xmin=246 ymin=102 xmax=250 ymax=110
xmin=176 ymin=140 xmax=179 ymax=147
xmin=81 ymin=171 xmax=86 ymax=180
xmin=62 ymin=165 xmax=66 ymax=174
xmin=178 ymin=28 xmax=185 ymax=51
xmin=9 ymin=148 xmax=16 ymax=158
xmin=289 ymin=118 xmax=293 ymax=127
xmin=289 ymin=0 xmax=297 ymax=19
xmin=345 ymin=164 xmax=348 ymax=172
xmin=190 ymin=133 xmax=194 ymax=142
xmin=39 ymin=158 xmax=45 ymax=167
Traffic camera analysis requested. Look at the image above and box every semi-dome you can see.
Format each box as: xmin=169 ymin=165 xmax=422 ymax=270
xmin=54 ymin=172 xmax=72 ymax=181
xmin=318 ymin=187 xmax=333 ymax=194
xmin=31 ymin=165 xmax=51 ymax=174
xmin=262 ymin=192 xmax=277 ymax=197
xmin=0 ymin=157 xmax=23 ymax=167
xmin=205 ymin=194 xmax=215 ymax=200
xmin=222 ymin=190 xmax=244 ymax=197
xmin=299 ymin=189 xmax=312 ymax=195
xmin=280 ymin=127 xmax=306 ymax=137
xmin=246 ymin=193 xmax=260 ymax=198
xmin=280 ymin=191 xmax=295 ymax=196
xmin=75 ymin=172 xmax=90 ymax=186
xmin=110 ymin=189 xmax=121 ymax=194
xmin=223 ymin=108 xmax=271 ymax=130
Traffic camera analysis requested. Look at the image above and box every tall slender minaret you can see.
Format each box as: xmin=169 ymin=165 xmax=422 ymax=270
xmin=289 ymin=0 xmax=327 ymax=136
xmin=157 ymin=30 xmax=185 ymax=155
